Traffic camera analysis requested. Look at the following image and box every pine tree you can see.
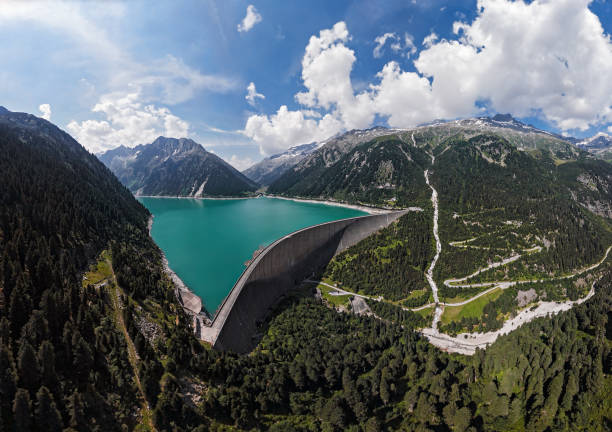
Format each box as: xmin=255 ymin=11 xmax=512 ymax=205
xmin=12 ymin=388 xmax=32 ymax=431
xmin=37 ymin=341 xmax=59 ymax=394
xmin=0 ymin=345 xmax=17 ymax=427
xmin=0 ymin=318 xmax=10 ymax=347
xmin=17 ymin=342 xmax=39 ymax=393
xmin=67 ymin=390 xmax=85 ymax=430
xmin=35 ymin=386 xmax=63 ymax=432
xmin=8 ymin=287 xmax=30 ymax=339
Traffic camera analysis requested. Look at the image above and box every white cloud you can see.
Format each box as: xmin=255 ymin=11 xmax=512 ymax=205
xmin=67 ymin=89 xmax=189 ymax=154
xmin=38 ymin=103 xmax=51 ymax=120
xmin=0 ymin=1 xmax=127 ymax=66
xmin=414 ymin=0 xmax=612 ymax=130
xmin=136 ymin=55 xmax=237 ymax=105
xmin=244 ymin=105 xmax=342 ymax=155
xmin=0 ymin=1 xmax=237 ymax=113
xmin=243 ymin=0 xmax=612 ymax=152
xmin=294 ymin=22 xmax=374 ymax=130
xmin=228 ymin=154 xmax=255 ymax=171
xmin=373 ymin=33 xmax=397 ymax=58
xmin=370 ymin=61 xmax=440 ymax=126
xmin=244 ymin=22 xmax=374 ymax=155
xmin=245 ymin=82 xmax=265 ymax=106
xmin=374 ymin=32 xmax=418 ymax=59
xmin=422 ymin=32 xmax=439 ymax=48
xmin=237 ymin=5 xmax=262 ymax=33
xmin=301 ymin=109 xmax=322 ymax=118
xmin=402 ymin=33 xmax=417 ymax=58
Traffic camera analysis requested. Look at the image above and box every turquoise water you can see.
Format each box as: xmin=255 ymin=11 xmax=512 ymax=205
xmin=138 ymin=197 xmax=366 ymax=315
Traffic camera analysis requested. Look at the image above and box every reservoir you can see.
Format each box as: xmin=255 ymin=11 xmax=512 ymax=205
xmin=138 ymin=197 xmax=367 ymax=315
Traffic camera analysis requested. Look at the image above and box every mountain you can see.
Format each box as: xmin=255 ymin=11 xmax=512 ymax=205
xmin=0 ymin=107 xmax=189 ymax=430
xmin=577 ymin=132 xmax=612 ymax=149
xmin=1 ymin=107 xmax=610 ymax=431
xmin=99 ymin=136 xmax=258 ymax=196
xmin=577 ymin=132 xmax=612 ymax=160
xmin=243 ymin=126 xmax=401 ymax=187
xmin=268 ymin=114 xmax=585 ymax=206
xmin=242 ymin=142 xmax=318 ymax=186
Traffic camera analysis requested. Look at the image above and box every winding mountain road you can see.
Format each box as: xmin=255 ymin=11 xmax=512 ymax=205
xmin=309 ymin=150 xmax=609 ymax=355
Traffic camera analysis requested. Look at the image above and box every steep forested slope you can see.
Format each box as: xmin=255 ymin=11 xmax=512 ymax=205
xmin=1 ymin=107 xmax=610 ymax=432
xmin=269 ymin=135 xmax=432 ymax=207
xmin=180 ymin=275 xmax=611 ymax=431
xmin=0 ymin=109 xmax=199 ymax=431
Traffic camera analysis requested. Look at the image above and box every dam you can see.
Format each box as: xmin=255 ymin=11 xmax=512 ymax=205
xmin=199 ymin=209 xmax=408 ymax=353
xmin=139 ymin=197 xmax=366 ymax=313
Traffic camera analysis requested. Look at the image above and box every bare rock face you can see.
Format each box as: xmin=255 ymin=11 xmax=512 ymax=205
xmin=516 ymin=289 xmax=538 ymax=308
xmin=98 ymin=136 xmax=258 ymax=196
xmin=242 ymin=142 xmax=318 ymax=186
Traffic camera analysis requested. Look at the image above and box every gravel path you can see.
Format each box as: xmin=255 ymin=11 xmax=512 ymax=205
xmin=308 ymin=154 xmax=609 ymax=355
xmin=421 ymin=281 xmax=596 ymax=355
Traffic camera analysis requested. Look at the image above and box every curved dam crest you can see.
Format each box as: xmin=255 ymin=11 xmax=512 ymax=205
xmin=140 ymin=197 xmax=367 ymax=314
xmin=200 ymin=209 xmax=410 ymax=353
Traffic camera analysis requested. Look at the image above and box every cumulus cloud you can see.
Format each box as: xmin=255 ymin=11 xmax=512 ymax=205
xmin=414 ymin=0 xmax=612 ymax=130
xmin=244 ymin=22 xmax=374 ymax=154
xmin=243 ymin=0 xmax=612 ymax=153
xmin=38 ymin=103 xmax=51 ymax=120
xmin=67 ymin=89 xmax=189 ymax=154
xmin=237 ymin=5 xmax=262 ymax=33
xmin=402 ymin=34 xmax=417 ymax=58
xmin=294 ymin=22 xmax=375 ymax=130
xmin=228 ymin=154 xmax=255 ymax=171
xmin=245 ymin=82 xmax=265 ymax=106
xmin=244 ymin=105 xmax=343 ymax=155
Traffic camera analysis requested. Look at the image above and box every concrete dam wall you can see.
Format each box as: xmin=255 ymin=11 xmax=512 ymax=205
xmin=199 ymin=210 xmax=409 ymax=353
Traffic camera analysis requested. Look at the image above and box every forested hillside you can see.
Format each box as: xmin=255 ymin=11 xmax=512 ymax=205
xmin=269 ymin=136 xmax=432 ymax=207
xmin=1 ymin=108 xmax=610 ymax=432
xmin=177 ymin=275 xmax=611 ymax=431
xmin=0 ymin=110 xmax=200 ymax=431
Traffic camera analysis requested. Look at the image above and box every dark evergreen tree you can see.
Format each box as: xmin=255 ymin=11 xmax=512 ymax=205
xmin=17 ymin=342 xmax=39 ymax=393
xmin=12 ymin=389 xmax=32 ymax=432
xmin=34 ymin=386 xmax=63 ymax=432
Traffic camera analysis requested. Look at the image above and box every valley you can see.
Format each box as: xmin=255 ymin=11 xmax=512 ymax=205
xmin=4 ymin=1 xmax=612 ymax=430
xmin=140 ymin=196 xmax=367 ymax=314
xmin=1 ymin=106 xmax=610 ymax=431
xmin=299 ymin=123 xmax=612 ymax=358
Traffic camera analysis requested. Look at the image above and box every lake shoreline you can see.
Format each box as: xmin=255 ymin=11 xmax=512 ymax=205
xmin=148 ymin=214 xmax=213 ymax=322
xmin=137 ymin=194 xmax=252 ymax=201
xmin=141 ymin=196 xmax=369 ymax=317
xmin=136 ymin=193 xmax=398 ymax=215
xmin=264 ymin=195 xmax=396 ymax=215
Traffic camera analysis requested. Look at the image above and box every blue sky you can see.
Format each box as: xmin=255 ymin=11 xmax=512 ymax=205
xmin=1 ymin=0 xmax=611 ymax=170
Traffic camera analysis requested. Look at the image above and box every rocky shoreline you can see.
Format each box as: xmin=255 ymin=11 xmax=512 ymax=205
xmin=148 ymin=215 xmax=212 ymax=326
xmin=137 ymin=194 xmax=252 ymax=200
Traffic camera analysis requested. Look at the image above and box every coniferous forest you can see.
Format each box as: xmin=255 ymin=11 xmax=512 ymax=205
xmin=0 ymin=111 xmax=610 ymax=431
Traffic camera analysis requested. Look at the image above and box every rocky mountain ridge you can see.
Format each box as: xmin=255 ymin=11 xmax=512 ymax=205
xmin=98 ymin=136 xmax=258 ymax=196
xmin=242 ymin=142 xmax=319 ymax=186
xmin=576 ymin=132 xmax=612 ymax=161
